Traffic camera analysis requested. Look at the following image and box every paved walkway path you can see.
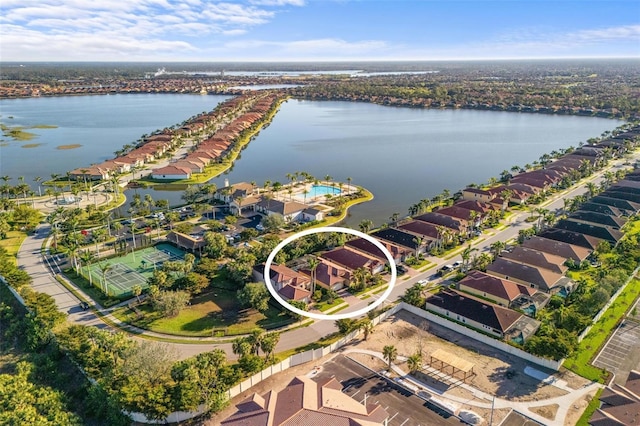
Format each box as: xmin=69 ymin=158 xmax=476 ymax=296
xmin=342 ymin=348 xmax=603 ymax=426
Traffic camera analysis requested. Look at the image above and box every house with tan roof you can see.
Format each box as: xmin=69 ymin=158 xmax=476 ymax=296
xmin=256 ymin=199 xmax=309 ymax=223
xmin=522 ymin=236 xmax=591 ymax=263
xmin=461 ymin=187 xmax=495 ymax=203
xmin=457 ymin=270 xmax=540 ymax=309
xmin=486 ymin=258 xmax=566 ymax=293
xmin=221 ymin=375 xmax=389 ymax=426
xmin=501 ymin=246 xmax=568 ymax=274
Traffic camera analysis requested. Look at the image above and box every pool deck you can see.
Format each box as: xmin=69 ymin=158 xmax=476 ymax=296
xmin=273 ymin=182 xmax=357 ymax=205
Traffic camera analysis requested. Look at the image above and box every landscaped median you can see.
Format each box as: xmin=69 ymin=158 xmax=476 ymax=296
xmin=564 ymin=277 xmax=640 ymax=382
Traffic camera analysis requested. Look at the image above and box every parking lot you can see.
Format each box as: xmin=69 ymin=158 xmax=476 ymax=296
xmin=593 ymin=299 xmax=640 ymax=384
xmin=315 ymin=355 xmax=459 ymax=426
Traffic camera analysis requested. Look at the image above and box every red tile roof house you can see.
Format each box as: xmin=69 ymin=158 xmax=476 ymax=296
xmin=299 ymin=261 xmax=350 ymax=291
xmin=454 ymin=199 xmax=499 ymax=215
xmin=70 ymin=165 xmax=111 ymax=181
xmin=151 ymin=165 xmax=192 ymax=180
xmin=424 ymin=289 xmax=539 ymax=341
xmin=486 ymin=257 xmax=566 ymax=294
xmin=221 ymin=375 xmax=389 ymax=426
xmin=488 ymin=184 xmax=538 ymax=205
xmin=457 ymin=270 xmax=539 ymax=309
xmin=501 ymin=246 xmax=569 ymax=275
xmin=345 ymin=237 xmax=412 ymax=263
xmin=320 ymin=247 xmax=385 ymax=274
xmin=100 ymin=159 xmax=131 ymax=174
xmin=253 ymin=264 xmax=311 ymax=303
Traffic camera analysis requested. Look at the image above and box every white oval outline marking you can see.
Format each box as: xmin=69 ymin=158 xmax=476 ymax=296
xmin=263 ymin=226 xmax=397 ymax=320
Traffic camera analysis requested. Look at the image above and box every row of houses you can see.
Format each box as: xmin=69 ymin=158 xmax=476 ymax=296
xmin=68 ymin=92 xmax=279 ymax=181
xmin=252 ymin=236 xmax=397 ymax=303
xmin=151 ymin=94 xmax=280 ymax=179
xmin=422 ymin=169 xmax=640 ymax=343
xmin=460 ymin=125 xmax=640 ymax=207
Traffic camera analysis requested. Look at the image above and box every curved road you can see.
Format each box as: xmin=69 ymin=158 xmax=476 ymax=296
xmin=17 ymin=153 xmax=639 ymax=361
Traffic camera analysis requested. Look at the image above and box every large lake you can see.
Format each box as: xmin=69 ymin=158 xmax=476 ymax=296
xmin=0 ymin=95 xmax=623 ymax=226
xmin=0 ymin=94 xmax=229 ymax=182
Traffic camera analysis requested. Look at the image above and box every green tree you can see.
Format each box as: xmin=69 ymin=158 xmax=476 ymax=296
xmin=407 ymin=352 xmax=422 ymax=374
xmin=203 ymin=231 xmax=228 ymax=259
xmin=382 ymin=345 xmax=397 ymax=371
xmin=152 ymin=290 xmax=190 ymax=318
xmin=0 ymin=362 xmax=82 ymax=426
xmin=237 ymin=283 xmax=270 ymax=313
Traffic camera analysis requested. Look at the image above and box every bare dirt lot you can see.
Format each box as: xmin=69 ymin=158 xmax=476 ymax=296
xmin=356 ymin=310 xmax=589 ymax=402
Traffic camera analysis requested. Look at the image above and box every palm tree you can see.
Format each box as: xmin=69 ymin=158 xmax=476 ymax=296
xmin=412 ymin=236 xmax=423 ymax=258
xmin=260 ymin=333 xmax=280 ymax=362
xmin=407 ymin=352 xmax=422 ymax=374
xmin=308 ymin=256 xmax=319 ymax=295
xmin=79 ymin=250 xmax=95 ymax=285
xmin=382 ymin=345 xmax=397 ymax=371
xmin=232 ymin=337 xmax=251 ymax=357
xmin=389 ymin=212 xmax=400 ymax=226
xmin=490 ymin=240 xmax=506 ymax=260
xmin=324 ymin=175 xmax=332 ymax=187
xmin=359 ymin=318 xmax=374 ymax=341
xmin=359 ymin=219 xmax=374 ymax=234
xmin=132 ymin=284 xmax=142 ymax=303
xmin=33 ymin=176 xmax=43 ymax=197
xmin=98 ymin=262 xmax=112 ymax=294
xmin=461 ymin=245 xmax=478 ymax=273
xmin=247 ymin=329 xmax=265 ymax=356
xmin=346 ymin=177 xmax=352 ymax=194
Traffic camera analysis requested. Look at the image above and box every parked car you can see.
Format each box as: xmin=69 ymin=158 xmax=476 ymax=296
xmin=79 ymin=301 xmax=89 ymax=310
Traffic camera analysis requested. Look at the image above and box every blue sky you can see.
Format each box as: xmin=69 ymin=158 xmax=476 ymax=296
xmin=1 ymin=0 xmax=638 ymax=61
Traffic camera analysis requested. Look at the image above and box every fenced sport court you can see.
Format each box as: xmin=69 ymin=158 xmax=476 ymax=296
xmin=85 ymin=243 xmax=186 ymax=298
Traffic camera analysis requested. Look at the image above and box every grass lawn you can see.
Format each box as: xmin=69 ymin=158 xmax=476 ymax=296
xmin=576 ymin=388 xmax=603 ymax=426
xmin=0 ymin=231 xmax=26 ymax=261
xmin=112 ymin=288 xmax=295 ymax=337
xmin=564 ymin=278 xmax=640 ymax=382
xmin=314 ymin=297 xmax=345 ymax=312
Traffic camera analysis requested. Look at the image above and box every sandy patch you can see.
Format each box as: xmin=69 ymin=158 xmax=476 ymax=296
xmin=21 ymin=143 xmax=43 ymax=148
xmin=529 ymin=403 xmax=559 ymax=420
xmin=56 ymin=144 xmax=82 ymax=150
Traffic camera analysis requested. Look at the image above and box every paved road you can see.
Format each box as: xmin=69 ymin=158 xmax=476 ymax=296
xmin=17 ymin=153 xmax=640 ymax=361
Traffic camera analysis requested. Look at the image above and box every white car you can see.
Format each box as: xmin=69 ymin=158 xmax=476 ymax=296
xmin=417 ymin=279 xmax=428 ymax=285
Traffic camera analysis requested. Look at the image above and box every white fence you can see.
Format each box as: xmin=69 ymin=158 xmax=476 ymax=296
xmin=398 ymin=302 xmax=564 ymax=371
xmin=133 ymin=305 xmax=400 ymax=424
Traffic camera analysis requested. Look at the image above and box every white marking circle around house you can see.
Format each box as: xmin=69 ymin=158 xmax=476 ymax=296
xmin=263 ymin=226 xmax=397 ymax=320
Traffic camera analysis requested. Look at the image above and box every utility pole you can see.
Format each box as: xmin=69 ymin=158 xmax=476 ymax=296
xmin=489 ymin=394 xmax=495 ymax=426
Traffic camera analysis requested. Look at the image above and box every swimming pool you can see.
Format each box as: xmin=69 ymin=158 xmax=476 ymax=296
xmin=308 ymin=184 xmax=342 ymax=198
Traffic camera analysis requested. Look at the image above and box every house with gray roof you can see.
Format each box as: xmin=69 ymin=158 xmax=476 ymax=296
xmin=553 ymin=220 xmax=623 ymax=244
xmin=424 ymin=289 xmax=540 ymax=341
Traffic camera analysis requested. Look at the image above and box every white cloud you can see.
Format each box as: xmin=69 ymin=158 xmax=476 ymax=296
xmin=250 ymin=0 xmax=305 ymax=6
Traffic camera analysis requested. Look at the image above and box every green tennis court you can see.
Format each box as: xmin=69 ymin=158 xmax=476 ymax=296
xmin=86 ymin=243 xmax=186 ymax=298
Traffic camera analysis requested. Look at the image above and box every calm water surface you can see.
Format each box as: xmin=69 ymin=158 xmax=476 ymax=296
xmin=0 ymin=94 xmax=229 ymax=182
xmin=0 ymin=95 xmax=623 ymax=226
